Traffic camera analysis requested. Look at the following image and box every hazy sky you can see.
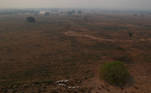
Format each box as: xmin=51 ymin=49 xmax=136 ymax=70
xmin=0 ymin=0 xmax=151 ymax=10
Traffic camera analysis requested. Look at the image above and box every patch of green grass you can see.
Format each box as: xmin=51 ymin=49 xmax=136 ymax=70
xmin=100 ymin=61 xmax=130 ymax=87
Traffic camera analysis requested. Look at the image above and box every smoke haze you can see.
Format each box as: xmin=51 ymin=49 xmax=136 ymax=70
xmin=0 ymin=0 xmax=151 ymax=10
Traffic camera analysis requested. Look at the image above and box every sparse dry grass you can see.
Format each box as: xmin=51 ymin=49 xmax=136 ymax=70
xmin=0 ymin=14 xmax=151 ymax=93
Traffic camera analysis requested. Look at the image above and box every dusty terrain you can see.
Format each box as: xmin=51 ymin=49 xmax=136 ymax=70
xmin=0 ymin=13 xmax=151 ymax=93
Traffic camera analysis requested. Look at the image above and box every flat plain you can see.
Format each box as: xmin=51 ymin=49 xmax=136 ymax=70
xmin=0 ymin=13 xmax=151 ymax=93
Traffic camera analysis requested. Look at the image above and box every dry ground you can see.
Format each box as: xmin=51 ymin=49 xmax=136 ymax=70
xmin=0 ymin=13 xmax=151 ymax=93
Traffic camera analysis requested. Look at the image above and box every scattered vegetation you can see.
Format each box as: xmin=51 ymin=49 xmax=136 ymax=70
xmin=0 ymin=12 xmax=150 ymax=92
xmin=100 ymin=61 xmax=130 ymax=87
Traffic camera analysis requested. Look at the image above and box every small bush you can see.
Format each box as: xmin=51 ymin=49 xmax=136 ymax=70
xmin=100 ymin=61 xmax=130 ymax=86
xmin=26 ymin=17 xmax=36 ymax=23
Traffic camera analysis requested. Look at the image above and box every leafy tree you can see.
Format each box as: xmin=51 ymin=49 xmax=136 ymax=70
xmin=26 ymin=17 xmax=36 ymax=23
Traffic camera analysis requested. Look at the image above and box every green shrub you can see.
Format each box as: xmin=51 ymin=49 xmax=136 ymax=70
xmin=100 ymin=61 xmax=130 ymax=86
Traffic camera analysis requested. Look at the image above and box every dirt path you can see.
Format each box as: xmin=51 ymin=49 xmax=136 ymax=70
xmin=64 ymin=31 xmax=151 ymax=43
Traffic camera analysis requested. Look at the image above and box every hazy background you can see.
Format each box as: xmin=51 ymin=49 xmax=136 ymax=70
xmin=0 ymin=0 xmax=151 ymax=10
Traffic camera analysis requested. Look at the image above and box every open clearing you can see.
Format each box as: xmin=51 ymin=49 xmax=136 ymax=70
xmin=0 ymin=14 xmax=151 ymax=93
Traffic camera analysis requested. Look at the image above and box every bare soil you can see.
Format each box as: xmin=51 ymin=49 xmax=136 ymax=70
xmin=0 ymin=14 xmax=150 ymax=93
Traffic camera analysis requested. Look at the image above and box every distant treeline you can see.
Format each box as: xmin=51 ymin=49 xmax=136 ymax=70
xmin=0 ymin=9 xmax=39 ymax=15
